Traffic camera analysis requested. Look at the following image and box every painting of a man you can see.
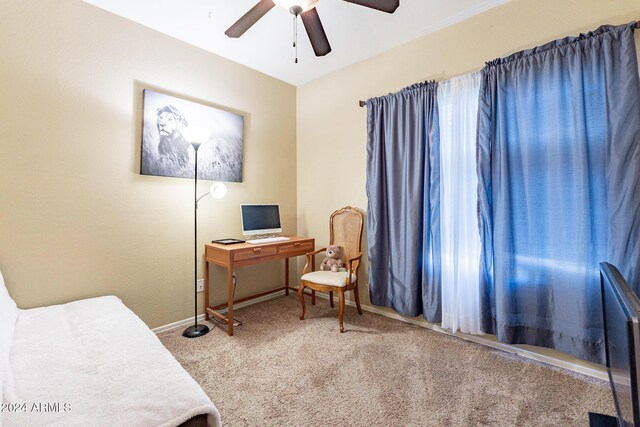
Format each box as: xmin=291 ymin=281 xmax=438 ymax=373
xmin=140 ymin=89 xmax=244 ymax=181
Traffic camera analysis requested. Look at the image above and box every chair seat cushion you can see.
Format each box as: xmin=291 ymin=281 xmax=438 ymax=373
xmin=301 ymin=271 xmax=357 ymax=287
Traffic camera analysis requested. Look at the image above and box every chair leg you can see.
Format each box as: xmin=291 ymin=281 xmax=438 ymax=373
xmin=338 ymin=290 xmax=345 ymax=333
xmin=353 ymin=282 xmax=363 ymax=315
xmin=312 ymin=289 xmax=316 ymax=305
xmin=329 ymin=291 xmax=334 ymax=308
xmin=298 ymin=283 xmax=306 ymax=320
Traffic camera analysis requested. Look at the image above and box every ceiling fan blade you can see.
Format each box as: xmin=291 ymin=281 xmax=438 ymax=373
xmin=343 ymin=0 xmax=399 ymax=13
xmin=225 ymin=0 xmax=275 ymax=38
xmin=300 ymin=8 xmax=331 ymax=57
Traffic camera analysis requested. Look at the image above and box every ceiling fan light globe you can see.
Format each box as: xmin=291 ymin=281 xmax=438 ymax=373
xmin=273 ymin=0 xmax=319 ymax=13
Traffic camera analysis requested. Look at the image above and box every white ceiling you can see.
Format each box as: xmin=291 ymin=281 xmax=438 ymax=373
xmin=83 ymin=0 xmax=509 ymax=86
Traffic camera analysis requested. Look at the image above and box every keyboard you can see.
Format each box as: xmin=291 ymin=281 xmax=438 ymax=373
xmin=246 ymin=236 xmax=290 ymax=244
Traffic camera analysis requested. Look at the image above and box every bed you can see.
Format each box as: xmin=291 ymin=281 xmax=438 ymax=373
xmin=0 ymin=270 xmax=221 ymax=427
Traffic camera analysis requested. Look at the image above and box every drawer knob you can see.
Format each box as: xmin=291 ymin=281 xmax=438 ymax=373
xmin=294 ymin=242 xmax=300 ymax=246
xmin=253 ymin=248 xmax=262 ymax=252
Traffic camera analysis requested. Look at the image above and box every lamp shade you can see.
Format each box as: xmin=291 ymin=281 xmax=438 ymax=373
xmin=209 ymin=182 xmax=227 ymax=199
xmin=182 ymin=127 xmax=211 ymax=145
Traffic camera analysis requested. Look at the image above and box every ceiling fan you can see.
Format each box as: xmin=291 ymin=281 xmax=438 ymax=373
xmin=225 ymin=0 xmax=400 ymax=59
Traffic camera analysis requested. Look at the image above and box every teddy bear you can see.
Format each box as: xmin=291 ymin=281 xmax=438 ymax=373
xmin=320 ymin=245 xmax=344 ymax=272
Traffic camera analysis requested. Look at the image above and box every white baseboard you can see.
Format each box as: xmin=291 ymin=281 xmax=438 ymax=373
xmin=308 ymin=291 xmax=608 ymax=381
xmin=153 ymin=289 xmax=607 ymax=381
xmin=151 ymin=290 xmax=287 ymax=334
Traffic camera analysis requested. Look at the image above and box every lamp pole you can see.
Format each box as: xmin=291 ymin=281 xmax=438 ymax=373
xmin=183 ymin=142 xmax=210 ymax=338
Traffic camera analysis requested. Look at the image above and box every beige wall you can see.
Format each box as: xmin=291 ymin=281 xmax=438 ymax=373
xmin=0 ymin=0 xmax=297 ymax=328
xmin=296 ymin=0 xmax=640 ymax=366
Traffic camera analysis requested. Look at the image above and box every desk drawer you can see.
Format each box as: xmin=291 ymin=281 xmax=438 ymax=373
xmin=278 ymin=241 xmax=314 ymax=255
xmin=233 ymin=246 xmax=278 ymax=261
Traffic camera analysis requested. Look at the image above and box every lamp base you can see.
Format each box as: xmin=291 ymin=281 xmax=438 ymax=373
xmin=182 ymin=323 xmax=210 ymax=338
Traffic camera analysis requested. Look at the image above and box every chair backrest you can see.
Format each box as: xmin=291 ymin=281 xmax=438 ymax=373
xmin=329 ymin=207 xmax=364 ymax=273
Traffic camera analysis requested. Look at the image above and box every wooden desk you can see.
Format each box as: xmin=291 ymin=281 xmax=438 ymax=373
xmin=204 ymin=236 xmax=315 ymax=336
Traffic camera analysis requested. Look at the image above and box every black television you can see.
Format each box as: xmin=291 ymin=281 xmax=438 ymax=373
xmin=595 ymin=262 xmax=640 ymax=427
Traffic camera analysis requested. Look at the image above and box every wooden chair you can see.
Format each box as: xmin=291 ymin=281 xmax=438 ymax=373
xmin=298 ymin=206 xmax=364 ymax=332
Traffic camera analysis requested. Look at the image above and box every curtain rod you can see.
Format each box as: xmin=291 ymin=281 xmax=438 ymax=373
xmin=358 ymin=20 xmax=640 ymax=108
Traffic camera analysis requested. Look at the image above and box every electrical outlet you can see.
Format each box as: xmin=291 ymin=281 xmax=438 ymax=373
xmin=196 ymin=279 xmax=205 ymax=292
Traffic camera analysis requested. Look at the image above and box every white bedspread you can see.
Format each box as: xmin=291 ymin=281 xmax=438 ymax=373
xmin=2 ymin=296 xmax=221 ymax=427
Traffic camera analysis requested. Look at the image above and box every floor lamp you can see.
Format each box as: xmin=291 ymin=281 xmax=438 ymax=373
xmin=183 ymin=141 xmax=228 ymax=338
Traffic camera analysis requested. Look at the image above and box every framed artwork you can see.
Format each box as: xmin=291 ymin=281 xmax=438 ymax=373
xmin=140 ymin=89 xmax=244 ymax=182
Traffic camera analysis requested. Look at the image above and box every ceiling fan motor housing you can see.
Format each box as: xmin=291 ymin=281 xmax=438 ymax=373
xmin=273 ymin=0 xmax=320 ymax=13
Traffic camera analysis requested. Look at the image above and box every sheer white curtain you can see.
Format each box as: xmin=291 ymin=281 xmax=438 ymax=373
xmin=438 ymin=73 xmax=482 ymax=334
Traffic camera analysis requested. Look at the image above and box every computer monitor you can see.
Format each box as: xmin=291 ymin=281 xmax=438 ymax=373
xmin=597 ymin=262 xmax=640 ymax=427
xmin=240 ymin=204 xmax=282 ymax=237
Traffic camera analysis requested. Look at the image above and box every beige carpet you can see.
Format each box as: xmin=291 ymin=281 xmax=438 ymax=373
xmin=158 ymin=295 xmax=615 ymax=426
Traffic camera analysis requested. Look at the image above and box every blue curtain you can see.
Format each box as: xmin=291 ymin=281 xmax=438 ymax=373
xmin=366 ymin=82 xmax=441 ymax=322
xmin=477 ymin=23 xmax=640 ymax=363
